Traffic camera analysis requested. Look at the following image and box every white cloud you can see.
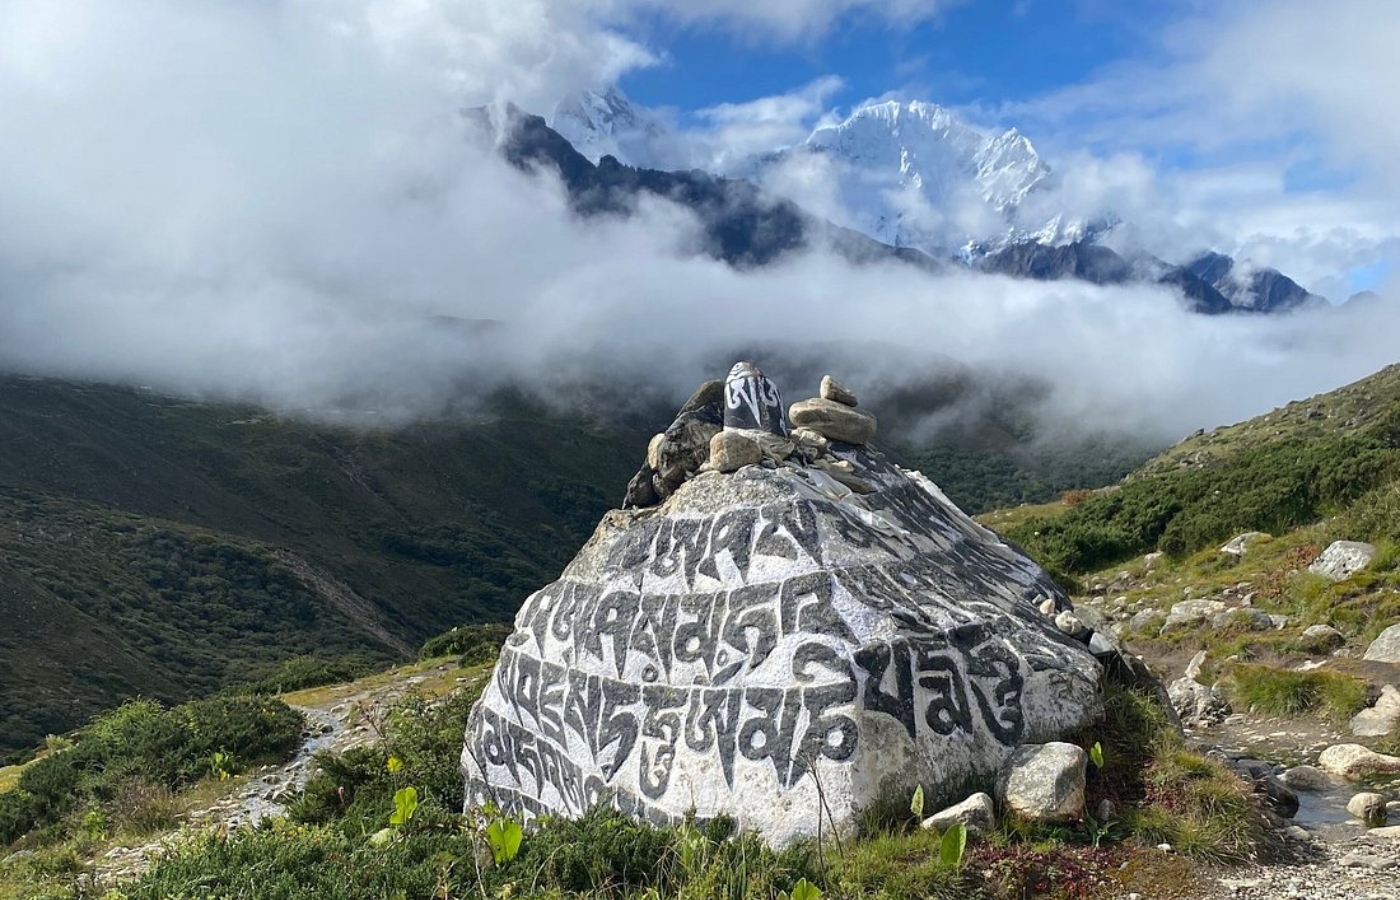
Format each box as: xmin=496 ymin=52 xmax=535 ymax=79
xmin=1 ymin=0 xmax=1398 ymax=451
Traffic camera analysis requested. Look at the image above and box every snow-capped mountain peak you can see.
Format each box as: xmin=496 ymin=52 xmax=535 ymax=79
xmin=548 ymin=86 xmax=665 ymax=167
xmin=767 ymin=99 xmax=1053 ymax=253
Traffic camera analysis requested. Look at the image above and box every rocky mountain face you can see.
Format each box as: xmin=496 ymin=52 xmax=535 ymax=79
xmin=545 ymin=89 xmax=1328 ymax=314
xmin=463 ymin=368 xmax=1112 ymax=844
xmin=742 ymin=100 xmax=1056 ymax=256
xmin=977 ymin=240 xmax=1238 ymax=314
xmin=1187 ymin=251 xmax=1327 ymax=313
xmin=477 ymin=105 xmax=936 ymax=269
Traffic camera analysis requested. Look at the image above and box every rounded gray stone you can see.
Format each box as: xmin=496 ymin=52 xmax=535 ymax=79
xmin=788 ymin=398 xmax=877 ymax=445
xmin=1308 ymin=540 xmax=1377 ymax=581
xmin=1347 ymin=792 xmax=1388 ymax=825
xmin=819 ymin=375 xmax=858 ymax=407
xmin=996 ymin=742 xmax=1087 ymax=823
xmin=709 ymin=430 xmax=763 ymax=473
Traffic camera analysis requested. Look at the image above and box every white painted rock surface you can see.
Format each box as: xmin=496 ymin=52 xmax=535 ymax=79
xmin=921 ymin=792 xmax=995 ymax=834
xmin=1364 ymin=623 xmax=1400 ymax=663
xmin=463 ymin=445 xmax=1102 ymax=846
xmin=996 ymin=742 xmax=1087 ymax=823
xmin=1317 ymin=744 xmax=1400 ymax=779
xmin=1308 ymin=541 xmax=1377 ymax=581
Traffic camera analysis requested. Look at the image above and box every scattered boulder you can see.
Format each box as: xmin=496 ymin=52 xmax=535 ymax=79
xmin=819 ymin=375 xmax=858 ymax=407
xmin=1210 ymin=608 xmax=1275 ymax=632
xmin=920 ymin=792 xmax=995 ymax=835
xmin=1317 ymin=743 xmax=1400 ymax=779
xmin=1308 ymin=540 xmax=1377 ymax=582
xmin=1220 ymin=532 xmax=1269 ymax=557
xmin=1054 ymin=611 xmax=1090 ymax=641
xmin=1128 ymin=609 xmax=1164 ymax=634
xmin=1160 ymin=599 xmax=1227 ymax=634
xmin=1167 ymin=650 xmax=1230 ymax=727
xmin=1298 ymin=624 xmax=1346 ymax=652
xmin=1281 ymin=765 xmax=1331 ymax=792
xmin=1347 ymin=792 xmax=1389 ymax=826
xmin=997 ymin=742 xmax=1088 ymax=824
xmin=1350 ymin=684 xmax=1400 ymax=737
xmin=1363 ymin=623 xmax=1400 ymax=663
xmin=788 ymin=398 xmax=878 ymax=445
xmin=1259 ymin=775 xmax=1300 ymax=819
xmin=708 ymin=430 xmax=763 ymax=473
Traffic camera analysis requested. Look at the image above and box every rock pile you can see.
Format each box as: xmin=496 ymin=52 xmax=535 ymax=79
xmin=465 ymin=363 xmax=1130 ymax=845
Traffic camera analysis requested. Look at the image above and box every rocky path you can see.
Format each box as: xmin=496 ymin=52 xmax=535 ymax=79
xmin=91 ymin=660 xmax=474 ymax=885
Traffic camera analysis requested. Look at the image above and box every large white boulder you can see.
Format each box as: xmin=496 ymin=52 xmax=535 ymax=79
xmin=1309 ymin=541 xmax=1377 ymax=582
xmin=463 ymin=444 xmax=1103 ymax=846
xmin=1363 ymin=623 xmax=1400 ymax=663
xmin=1317 ymin=744 xmax=1400 ymax=779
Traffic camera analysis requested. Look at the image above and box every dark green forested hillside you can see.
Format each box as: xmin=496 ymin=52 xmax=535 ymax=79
xmin=0 ymin=376 xmax=644 ymax=760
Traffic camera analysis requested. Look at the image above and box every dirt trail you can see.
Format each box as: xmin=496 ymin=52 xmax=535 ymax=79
xmin=92 ymin=660 xmax=477 ymax=884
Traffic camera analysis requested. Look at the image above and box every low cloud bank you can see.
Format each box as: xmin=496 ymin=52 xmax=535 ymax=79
xmin=0 ymin=0 xmax=1395 ymax=445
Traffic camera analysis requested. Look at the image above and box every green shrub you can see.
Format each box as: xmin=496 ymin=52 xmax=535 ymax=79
xmin=232 ymin=655 xmax=378 ymax=696
xmin=1008 ymin=420 xmax=1400 ymax=575
xmin=417 ymin=622 xmax=513 ymax=664
xmin=0 ymin=696 xmax=303 ymax=848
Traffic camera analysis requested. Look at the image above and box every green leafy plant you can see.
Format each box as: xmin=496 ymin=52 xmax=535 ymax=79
xmin=938 ymin=823 xmax=967 ymax=870
xmin=778 ymin=877 xmax=824 ymax=900
xmin=389 ymin=786 xmax=419 ymax=827
xmin=485 ymin=816 xmax=523 ymax=865
xmin=209 ymin=750 xmax=233 ymax=781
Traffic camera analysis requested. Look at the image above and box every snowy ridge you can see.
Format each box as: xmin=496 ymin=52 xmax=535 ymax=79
xmin=780 ymin=100 xmax=1054 ymax=254
xmin=549 ymin=86 xmax=668 ymax=168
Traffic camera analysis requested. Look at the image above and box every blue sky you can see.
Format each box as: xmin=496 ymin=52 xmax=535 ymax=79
xmin=621 ymin=1 xmax=1177 ymax=118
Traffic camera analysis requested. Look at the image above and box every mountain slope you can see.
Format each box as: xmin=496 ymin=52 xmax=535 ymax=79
xmin=1001 ymin=363 xmax=1400 ymax=575
xmin=484 ymin=106 xmax=937 ymax=269
xmin=1186 ymin=251 xmax=1327 ymax=313
xmin=0 ymin=375 xmax=643 ymax=760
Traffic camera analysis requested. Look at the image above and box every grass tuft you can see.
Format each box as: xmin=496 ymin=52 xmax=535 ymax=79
xmin=1224 ymin=663 xmax=1369 ymax=720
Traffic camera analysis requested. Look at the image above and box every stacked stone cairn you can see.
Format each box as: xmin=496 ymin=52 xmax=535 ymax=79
xmin=468 ymin=361 xmax=1168 ymax=847
xmin=624 ymin=364 xmax=882 ymax=508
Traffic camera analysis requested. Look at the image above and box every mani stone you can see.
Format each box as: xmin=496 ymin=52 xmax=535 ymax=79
xmin=723 ymin=361 xmax=787 ymax=436
xmin=463 ymin=443 xmax=1104 ymax=847
xmin=1308 ymin=540 xmax=1377 ymax=582
xmin=788 ymin=398 xmax=877 ymax=445
xmin=996 ymin=742 xmax=1087 ymax=824
xmin=820 ymin=375 xmax=858 ymax=407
